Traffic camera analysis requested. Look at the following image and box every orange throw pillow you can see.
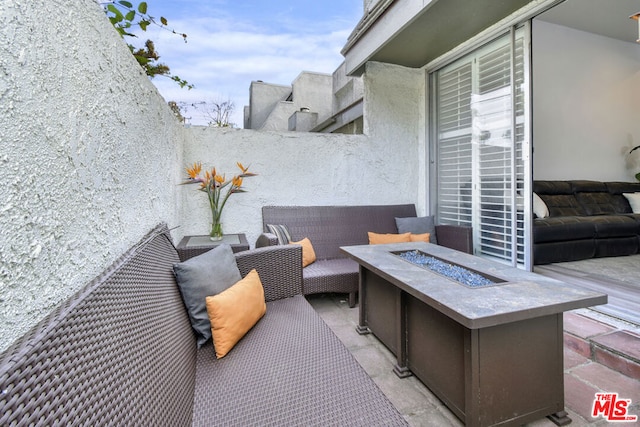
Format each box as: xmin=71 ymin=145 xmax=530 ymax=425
xmin=290 ymin=237 xmax=317 ymax=267
xmin=205 ymin=269 xmax=266 ymax=359
xmin=410 ymin=233 xmax=430 ymax=243
xmin=368 ymin=232 xmax=412 ymax=245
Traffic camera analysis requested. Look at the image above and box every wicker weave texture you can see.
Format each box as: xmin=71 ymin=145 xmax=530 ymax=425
xmin=176 ymin=235 xmax=250 ymax=262
xmin=234 ymin=245 xmax=303 ymax=301
xmin=0 ymin=225 xmax=197 ymax=427
xmin=260 ymin=205 xmax=416 ymax=303
xmin=177 ymin=244 xmax=248 ymax=262
xmin=1 ymin=224 xmax=407 ymax=426
xmin=262 ymin=205 xmax=417 ymax=260
xmin=302 ymin=258 xmax=359 ymax=295
xmin=191 ymin=295 xmax=407 ymax=426
xmin=435 ymin=224 xmax=474 ymax=254
xmin=255 ymin=232 xmax=278 ymax=248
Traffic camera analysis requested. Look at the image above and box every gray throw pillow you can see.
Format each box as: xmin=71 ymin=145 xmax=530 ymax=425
xmin=173 ymin=244 xmax=242 ymax=347
xmin=395 ymin=216 xmax=437 ymax=244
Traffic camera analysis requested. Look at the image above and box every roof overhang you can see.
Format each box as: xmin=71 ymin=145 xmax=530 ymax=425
xmin=342 ymin=0 xmax=537 ymax=76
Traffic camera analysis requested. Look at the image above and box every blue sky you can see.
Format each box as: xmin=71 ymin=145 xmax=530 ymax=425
xmin=133 ymin=0 xmax=363 ymax=126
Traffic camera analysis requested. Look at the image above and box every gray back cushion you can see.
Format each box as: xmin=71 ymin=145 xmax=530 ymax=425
xmin=395 ymin=216 xmax=437 ymax=244
xmin=173 ymin=244 xmax=242 ymax=347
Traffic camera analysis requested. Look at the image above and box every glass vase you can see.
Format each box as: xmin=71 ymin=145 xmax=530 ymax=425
xmin=210 ymin=220 xmax=223 ymax=241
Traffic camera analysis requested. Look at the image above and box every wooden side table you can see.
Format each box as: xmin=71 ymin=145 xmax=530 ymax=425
xmin=176 ymin=234 xmax=249 ymax=261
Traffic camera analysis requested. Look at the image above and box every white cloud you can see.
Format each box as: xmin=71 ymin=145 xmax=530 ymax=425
xmin=134 ymin=8 xmax=358 ymax=126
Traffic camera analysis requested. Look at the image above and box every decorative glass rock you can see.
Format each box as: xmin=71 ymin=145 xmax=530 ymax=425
xmin=397 ymin=250 xmax=498 ymax=288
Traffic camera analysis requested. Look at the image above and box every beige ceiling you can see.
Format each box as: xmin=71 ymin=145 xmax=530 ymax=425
xmin=361 ymin=0 xmax=533 ymax=70
xmin=536 ymin=0 xmax=640 ymax=43
xmin=348 ymin=0 xmax=639 ymax=74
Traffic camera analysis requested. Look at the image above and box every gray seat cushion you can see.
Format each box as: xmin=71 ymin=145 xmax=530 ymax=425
xmin=303 ymin=258 xmax=359 ymax=295
xmin=191 ymin=295 xmax=407 ymax=426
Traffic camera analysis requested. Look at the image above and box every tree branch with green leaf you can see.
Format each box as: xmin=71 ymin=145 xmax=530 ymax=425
xmin=102 ymin=1 xmax=193 ymax=89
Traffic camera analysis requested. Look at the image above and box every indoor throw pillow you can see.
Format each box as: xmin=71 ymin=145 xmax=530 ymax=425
xmin=623 ymin=192 xmax=640 ymax=213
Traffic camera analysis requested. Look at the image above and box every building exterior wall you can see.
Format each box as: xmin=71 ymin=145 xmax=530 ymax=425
xmin=363 ymin=61 xmax=427 ymax=213
xmin=246 ymin=72 xmax=333 ymax=131
xmin=245 ymin=67 xmax=365 ymax=134
xmin=246 ymin=81 xmax=292 ymax=129
xmin=181 ymin=127 xmax=419 ymax=247
xmin=333 ymin=62 xmax=364 ymax=114
xmin=0 ymin=0 xmax=184 ymax=352
xmin=259 ymin=100 xmax=297 ymax=130
xmin=289 ymin=110 xmax=319 ymax=132
xmin=291 ymin=72 xmax=333 ymax=123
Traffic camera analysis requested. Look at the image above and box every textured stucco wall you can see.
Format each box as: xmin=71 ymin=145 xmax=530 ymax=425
xmin=333 ymin=62 xmax=364 ymax=114
xmin=247 ymin=72 xmax=334 ymax=131
xmin=0 ymin=1 xmax=423 ymax=354
xmin=0 ymin=0 xmax=184 ymax=352
xmin=260 ymin=100 xmax=297 ymax=131
xmin=291 ymin=72 xmax=333 ymax=121
xmin=363 ymin=61 xmax=427 ymax=213
xmin=180 ymin=62 xmax=424 ymax=247
xmin=180 ymin=126 xmax=419 ymax=247
xmin=247 ymin=81 xmax=291 ymax=129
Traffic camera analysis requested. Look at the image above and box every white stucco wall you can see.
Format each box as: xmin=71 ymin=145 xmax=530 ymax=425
xmin=259 ymin=100 xmax=297 ymax=131
xmin=363 ymin=61 xmax=427 ymax=213
xmin=0 ymin=0 xmax=184 ymax=352
xmin=246 ymin=81 xmax=291 ymax=129
xmin=0 ymin=1 xmax=423 ymax=355
xmin=180 ymin=126 xmax=419 ymax=246
xmin=253 ymin=72 xmax=333 ymax=131
xmin=291 ymin=72 xmax=333 ymax=122
xmin=333 ymin=62 xmax=364 ymax=114
xmin=532 ymin=20 xmax=640 ymax=181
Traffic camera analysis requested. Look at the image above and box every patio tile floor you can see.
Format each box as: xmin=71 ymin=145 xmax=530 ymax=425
xmin=307 ymin=294 xmax=640 ymax=426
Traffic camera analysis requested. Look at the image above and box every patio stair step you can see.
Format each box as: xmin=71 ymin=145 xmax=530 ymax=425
xmin=564 ymin=311 xmax=640 ymax=380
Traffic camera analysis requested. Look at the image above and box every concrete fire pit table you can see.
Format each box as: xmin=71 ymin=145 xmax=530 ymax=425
xmin=341 ymin=242 xmax=607 ymax=427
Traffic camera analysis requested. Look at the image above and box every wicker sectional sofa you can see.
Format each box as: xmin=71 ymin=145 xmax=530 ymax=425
xmin=0 ymin=224 xmax=407 ymax=426
xmin=256 ymin=204 xmax=473 ymax=307
xmin=533 ymin=180 xmax=640 ymax=264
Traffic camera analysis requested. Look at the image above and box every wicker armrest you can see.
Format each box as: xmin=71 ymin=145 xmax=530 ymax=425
xmin=234 ymin=245 xmax=303 ymax=302
xmin=436 ymin=224 xmax=473 ymax=254
xmin=255 ymin=232 xmax=279 ymax=248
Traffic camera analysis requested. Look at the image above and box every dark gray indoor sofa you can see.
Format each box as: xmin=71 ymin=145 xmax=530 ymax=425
xmin=0 ymin=224 xmax=407 ymax=426
xmin=533 ymin=180 xmax=640 ymax=264
xmin=256 ymin=204 xmax=473 ymax=307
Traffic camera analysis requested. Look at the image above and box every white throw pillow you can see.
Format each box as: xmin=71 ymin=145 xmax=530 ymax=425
xmin=533 ymin=192 xmax=549 ymax=218
xmin=623 ymin=192 xmax=640 ymax=213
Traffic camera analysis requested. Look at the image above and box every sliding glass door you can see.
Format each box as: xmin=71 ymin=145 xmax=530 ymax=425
xmin=432 ymin=27 xmax=531 ymax=268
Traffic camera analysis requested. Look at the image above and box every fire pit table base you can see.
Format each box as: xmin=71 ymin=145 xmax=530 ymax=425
xmin=341 ymin=242 xmax=606 ymax=427
xmin=362 ymin=269 xmax=567 ymax=426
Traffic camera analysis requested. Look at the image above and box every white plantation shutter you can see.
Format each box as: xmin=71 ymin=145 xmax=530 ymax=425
xmin=434 ymin=28 xmax=530 ymax=267
xmin=436 ymin=61 xmax=473 ymax=226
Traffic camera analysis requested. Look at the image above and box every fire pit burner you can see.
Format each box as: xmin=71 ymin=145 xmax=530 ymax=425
xmin=395 ymin=250 xmax=503 ymax=288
